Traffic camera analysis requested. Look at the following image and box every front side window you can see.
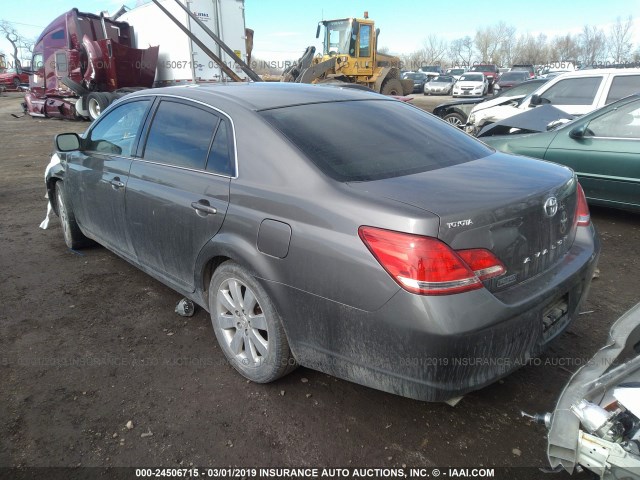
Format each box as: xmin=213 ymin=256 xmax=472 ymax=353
xmin=541 ymin=77 xmax=602 ymax=105
xmin=86 ymin=100 xmax=150 ymax=156
xmin=358 ymin=25 xmax=371 ymax=57
xmin=261 ymin=100 xmax=492 ymax=182
xmin=143 ymin=100 xmax=219 ymax=170
xmin=606 ymin=75 xmax=640 ymax=104
xmin=585 ymin=100 xmax=640 ymax=139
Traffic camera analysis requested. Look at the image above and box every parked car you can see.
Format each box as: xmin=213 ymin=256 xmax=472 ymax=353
xmin=493 ymin=71 xmax=530 ymax=93
xmin=423 ymin=75 xmax=456 ymax=95
xmin=418 ymin=65 xmax=443 ymax=77
xmin=404 ymin=72 xmax=429 ymax=93
xmin=46 ymin=83 xmax=599 ymax=402
xmin=467 ymin=68 xmax=640 ymax=135
xmin=0 ymin=68 xmax=29 ymax=90
xmin=510 ymin=64 xmax=535 ymax=79
xmin=452 ymin=72 xmax=488 ymax=97
xmin=469 ymin=64 xmax=500 ymax=90
xmin=433 ymin=78 xmax=549 ymax=127
xmin=445 ymin=67 xmax=466 ymax=81
xmin=482 ymin=94 xmax=640 ymax=212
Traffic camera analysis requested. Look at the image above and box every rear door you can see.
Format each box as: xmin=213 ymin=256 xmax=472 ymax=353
xmin=125 ymin=97 xmax=233 ymax=291
xmin=544 ymin=99 xmax=640 ymax=209
xmin=66 ymin=98 xmax=151 ymax=256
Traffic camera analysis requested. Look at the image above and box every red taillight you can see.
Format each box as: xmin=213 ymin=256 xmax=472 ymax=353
xmin=358 ymin=226 xmax=505 ymax=296
xmin=457 ymin=249 xmax=506 ymax=281
xmin=576 ymin=183 xmax=590 ymax=227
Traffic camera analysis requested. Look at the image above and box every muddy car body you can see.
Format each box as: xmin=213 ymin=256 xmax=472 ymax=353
xmin=47 ymin=83 xmax=600 ymax=402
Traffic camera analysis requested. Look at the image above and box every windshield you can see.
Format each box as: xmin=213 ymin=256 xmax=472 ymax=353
xmin=500 ymin=72 xmax=528 ymax=81
xmin=447 ymin=69 xmax=465 ymax=75
xmin=471 ymin=65 xmax=495 ymax=73
xmin=323 ymin=20 xmax=355 ymax=55
xmin=495 ymin=80 xmax=545 ymax=98
xmin=420 ymin=66 xmax=440 ymax=72
xmin=431 ymin=76 xmax=453 ymax=83
xmin=406 ymin=73 xmax=426 ymax=80
xmin=459 ymin=74 xmax=484 ymax=82
xmin=261 ymin=100 xmax=492 ymax=182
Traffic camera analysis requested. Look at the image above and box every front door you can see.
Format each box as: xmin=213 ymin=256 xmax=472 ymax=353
xmin=66 ymin=99 xmax=152 ymax=256
xmin=545 ymin=99 xmax=640 ymax=209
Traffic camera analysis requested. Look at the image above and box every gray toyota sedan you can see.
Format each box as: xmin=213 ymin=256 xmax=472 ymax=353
xmin=47 ymin=83 xmax=600 ymax=402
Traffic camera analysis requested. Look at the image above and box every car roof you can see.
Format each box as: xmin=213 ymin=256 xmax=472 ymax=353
xmin=127 ymin=82 xmax=391 ymax=111
xmin=562 ymin=68 xmax=640 ymax=76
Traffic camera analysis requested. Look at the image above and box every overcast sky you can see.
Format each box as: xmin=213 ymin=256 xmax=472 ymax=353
xmin=1 ymin=0 xmax=639 ymax=64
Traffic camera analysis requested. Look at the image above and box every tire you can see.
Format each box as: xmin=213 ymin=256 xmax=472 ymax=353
xmin=442 ymin=112 xmax=466 ymax=127
xmin=380 ymin=78 xmax=403 ymax=96
xmin=55 ymin=182 xmax=91 ymax=249
xmin=12 ymin=77 xmax=20 ymax=89
xmin=209 ymin=261 xmax=297 ymax=383
xmin=87 ymin=92 xmax=112 ymax=121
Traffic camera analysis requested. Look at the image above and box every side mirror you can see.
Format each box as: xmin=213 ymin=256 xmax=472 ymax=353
xmin=55 ymin=132 xmax=82 ymax=152
xmin=569 ymin=125 xmax=587 ymax=139
xmin=530 ymin=94 xmax=551 ymax=106
xmin=316 ymin=24 xmax=321 ymax=39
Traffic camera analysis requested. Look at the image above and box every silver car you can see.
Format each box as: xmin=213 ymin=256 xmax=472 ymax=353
xmin=47 ymin=83 xmax=600 ymax=402
xmin=423 ymin=75 xmax=456 ymax=95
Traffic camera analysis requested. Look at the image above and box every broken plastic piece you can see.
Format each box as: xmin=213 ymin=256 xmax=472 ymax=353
xmin=175 ymin=298 xmax=195 ymax=317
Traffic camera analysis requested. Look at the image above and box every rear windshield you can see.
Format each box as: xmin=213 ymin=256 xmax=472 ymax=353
xmin=500 ymin=72 xmax=528 ymax=81
xmin=260 ymin=100 xmax=492 ymax=182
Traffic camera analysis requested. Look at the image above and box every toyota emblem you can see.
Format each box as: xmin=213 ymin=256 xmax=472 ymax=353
xmin=544 ymin=196 xmax=558 ymax=217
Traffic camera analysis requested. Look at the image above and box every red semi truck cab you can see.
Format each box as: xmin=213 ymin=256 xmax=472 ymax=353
xmin=25 ymin=8 xmax=158 ymax=119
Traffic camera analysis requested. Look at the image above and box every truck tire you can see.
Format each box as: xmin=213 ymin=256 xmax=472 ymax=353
xmin=13 ymin=77 xmax=20 ymax=89
xmin=87 ymin=92 xmax=112 ymax=121
xmin=380 ymin=78 xmax=403 ymax=96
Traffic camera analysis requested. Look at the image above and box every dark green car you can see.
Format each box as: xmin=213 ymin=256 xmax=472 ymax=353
xmin=482 ymin=94 xmax=640 ymax=212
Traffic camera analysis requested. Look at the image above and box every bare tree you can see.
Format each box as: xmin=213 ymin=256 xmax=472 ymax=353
xmin=513 ymin=33 xmax=549 ymax=65
xmin=449 ymin=36 xmax=474 ymax=67
xmin=0 ymin=19 xmax=23 ymax=69
xmin=421 ymin=34 xmax=448 ymax=66
xmin=498 ymin=25 xmax=517 ymax=67
xmin=0 ymin=20 xmax=35 ymax=69
xmin=549 ymin=34 xmax=580 ymax=62
xmin=474 ymin=21 xmax=512 ymax=64
xmin=579 ymin=25 xmax=607 ymax=66
xmin=609 ymin=16 xmax=634 ymax=63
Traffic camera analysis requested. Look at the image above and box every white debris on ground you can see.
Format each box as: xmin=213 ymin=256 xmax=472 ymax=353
xmin=39 ymin=153 xmax=61 ymax=229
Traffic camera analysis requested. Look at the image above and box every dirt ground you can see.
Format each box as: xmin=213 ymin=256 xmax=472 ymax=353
xmin=1 ymin=91 xmax=639 ymax=478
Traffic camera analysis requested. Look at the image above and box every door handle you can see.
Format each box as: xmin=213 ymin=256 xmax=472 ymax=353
xmin=191 ymin=201 xmax=217 ymax=216
xmin=110 ymin=178 xmax=125 ymax=189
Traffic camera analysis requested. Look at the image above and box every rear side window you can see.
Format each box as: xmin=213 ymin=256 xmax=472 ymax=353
xmin=541 ymin=77 xmax=602 ymax=105
xmin=206 ymin=120 xmax=235 ymax=176
xmin=260 ymin=100 xmax=492 ymax=182
xmin=606 ymin=75 xmax=640 ymax=104
xmin=143 ymin=100 xmax=219 ymax=170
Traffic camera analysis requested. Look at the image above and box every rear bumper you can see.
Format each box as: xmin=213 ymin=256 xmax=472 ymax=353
xmin=267 ymin=225 xmax=600 ymax=402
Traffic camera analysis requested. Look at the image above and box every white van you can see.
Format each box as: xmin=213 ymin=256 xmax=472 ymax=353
xmin=467 ymin=68 xmax=640 ymax=134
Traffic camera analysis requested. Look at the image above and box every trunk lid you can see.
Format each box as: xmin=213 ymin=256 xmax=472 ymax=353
xmin=347 ymin=152 xmax=578 ymax=292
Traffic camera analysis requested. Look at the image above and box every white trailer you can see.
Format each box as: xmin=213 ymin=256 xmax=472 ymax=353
xmin=118 ymin=0 xmax=248 ymax=85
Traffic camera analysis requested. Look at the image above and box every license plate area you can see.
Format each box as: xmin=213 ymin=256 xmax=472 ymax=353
xmin=541 ymin=294 xmax=570 ymax=343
